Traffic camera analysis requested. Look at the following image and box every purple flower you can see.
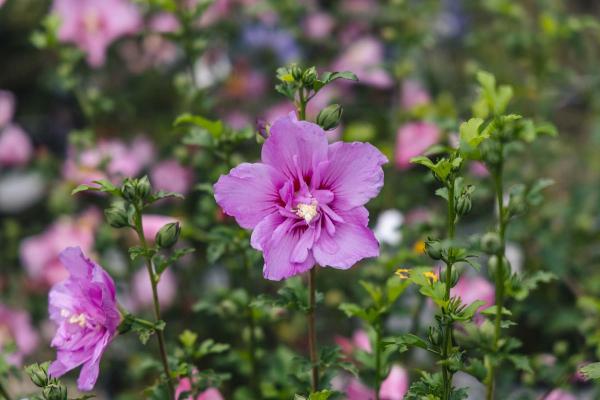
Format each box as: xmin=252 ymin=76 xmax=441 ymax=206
xmin=150 ymin=159 xmax=194 ymax=196
xmin=48 ymin=247 xmax=120 ymax=391
xmin=0 ymin=90 xmax=16 ymax=128
xmin=0 ymin=124 xmax=33 ymax=167
xmin=214 ymin=112 xmax=386 ymax=280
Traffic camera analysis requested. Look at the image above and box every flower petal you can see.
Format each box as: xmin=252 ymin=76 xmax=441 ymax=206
xmin=262 ymin=112 xmax=328 ymax=181
xmin=250 ymin=212 xmax=285 ymax=251
xmin=320 ymin=142 xmax=387 ymax=210
xmin=214 ymin=162 xmax=285 ymax=229
xmin=313 ymin=208 xmax=379 ymax=269
xmin=263 ymin=228 xmax=315 ymax=281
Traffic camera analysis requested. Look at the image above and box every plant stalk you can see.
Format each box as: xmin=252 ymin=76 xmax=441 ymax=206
xmin=442 ymin=180 xmax=456 ymax=400
xmin=374 ymin=320 xmax=383 ymax=400
xmin=133 ymin=208 xmax=175 ymax=398
xmin=308 ymin=267 xmax=319 ymax=393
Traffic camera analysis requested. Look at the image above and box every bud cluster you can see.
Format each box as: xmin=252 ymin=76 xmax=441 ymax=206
xmin=25 ymin=362 xmax=68 ymax=400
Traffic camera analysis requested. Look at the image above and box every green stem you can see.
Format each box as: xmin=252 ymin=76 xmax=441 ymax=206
xmin=442 ymin=180 xmax=456 ymax=400
xmin=374 ymin=320 xmax=382 ymax=400
xmin=308 ymin=267 xmax=319 ymax=393
xmin=0 ymin=381 xmax=12 ymax=400
xmin=133 ymin=208 xmax=175 ymax=398
xmin=487 ymin=145 xmax=506 ymax=400
xmin=243 ymin=253 xmax=260 ymax=398
xmin=298 ymin=88 xmax=307 ymax=120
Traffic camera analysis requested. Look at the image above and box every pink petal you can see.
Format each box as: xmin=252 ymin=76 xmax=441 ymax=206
xmin=262 ymin=228 xmax=315 ymax=281
xmin=214 ymin=162 xmax=285 ymax=229
xmin=320 ymin=141 xmax=387 ymax=210
xmin=261 ymin=112 xmax=329 ymax=181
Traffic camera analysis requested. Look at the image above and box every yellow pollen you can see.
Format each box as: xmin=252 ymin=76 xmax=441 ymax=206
xmin=296 ymin=202 xmax=318 ymax=223
xmin=68 ymin=313 xmax=88 ymax=328
xmin=395 ymin=268 xmax=410 ymax=279
xmin=413 ymin=240 xmax=426 ymax=254
xmin=60 ymin=309 xmax=70 ymax=318
xmin=423 ymin=271 xmax=438 ymax=283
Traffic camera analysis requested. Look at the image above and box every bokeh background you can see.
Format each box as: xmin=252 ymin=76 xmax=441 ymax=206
xmin=1 ymin=0 xmax=600 ymax=398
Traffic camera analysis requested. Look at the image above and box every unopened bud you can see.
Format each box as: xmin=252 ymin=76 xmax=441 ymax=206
xmin=25 ymin=362 xmax=49 ymax=387
xmin=291 ymin=65 xmax=303 ymax=81
xmin=455 ymin=194 xmax=472 ymax=216
xmin=316 ymin=104 xmax=343 ymax=131
xmin=302 ymin=67 xmax=317 ymax=86
xmin=105 ymin=203 xmax=130 ymax=228
xmin=136 ymin=175 xmax=151 ymax=200
xmin=481 ymin=232 xmax=501 ymax=254
xmin=43 ymin=383 xmax=68 ymax=400
xmin=121 ymin=178 xmax=137 ymax=202
xmin=425 ymin=239 xmax=443 ymax=260
xmin=256 ymin=118 xmax=270 ymax=139
xmin=156 ymin=222 xmax=181 ymax=249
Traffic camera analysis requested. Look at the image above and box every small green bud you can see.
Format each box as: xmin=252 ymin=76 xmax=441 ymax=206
xmin=291 ymin=65 xmax=303 ymax=81
xmin=425 ymin=239 xmax=444 ymax=260
xmin=302 ymin=66 xmax=317 ymax=86
xmin=25 ymin=362 xmax=49 ymax=387
xmin=121 ymin=178 xmax=137 ymax=202
xmin=105 ymin=203 xmax=130 ymax=228
xmin=43 ymin=383 xmax=68 ymax=400
xmin=136 ymin=175 xmax=151 ymax=200
xmin=428 ymin=326 xmax=442 ymax=346
xmin=481 ymin=232 xmax=501 ymax=254
xmin=455 ymin=194 xmax=472 ymax=216
xmin=316 ymin=104 xmax=343 ymax=131
xmin=155 ymin=222 xmax=181 ymax=249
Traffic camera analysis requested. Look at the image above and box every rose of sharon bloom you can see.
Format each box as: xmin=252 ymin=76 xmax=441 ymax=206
xmin=0 ymin=305 xmax=39 ymax=366
xmin=48 ymin=247 xmax=120 ymax=391
xmin=53 ymin=0 xmax=141 ymax=67
xmin=0 ymin=90 xmax=15 ymax=128
xmin=20 ymin=210 xmax=99 ymax=286
xmin=151 ymin=159 xmax=194 ymax=195
xmin=395 ymin=122 xmax=440 ymax=169
xmin=401 ymin=80 xmax=430 ymax=110
xmin=346 ymin=365 xmax=409 ymax=400
xmin=0 ymin=124 xmax=33 ymax=167
xmin=214 ymin=112 xmax=386 ymax=280
xmin=175 ymin=378 xmax=224 ymax=400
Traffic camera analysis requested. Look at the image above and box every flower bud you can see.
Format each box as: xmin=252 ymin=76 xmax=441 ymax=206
xmin=480 ymin=232 xmax=501 ymax=254
xmin=302 ymin=67 xmax=317 ymax=86
xmin=155 ymin=222 xmax=181 ymax=249
xmin=25 ymin=362 xmax=49 ymax=387
xmin=256 ymin=118 xmax=270 ymax=139
xmin=121 ymin=178 xmax=137 ymax=202
xmin=43 ymin=383 xmax=68 ymax=400
xmin=105 ymin=203 xmax=130 ymax=228
xmin=425 ymin=239 xmax=443 ymax=260
xmin=316 ymin=104 xmax=343 ymax=131
xmin=291 ymin=65 xmax=303 ymax=81
xmin=136 ymin=175 xmax=151 ymax=201
xmin=455 ymin=194 xmax=472 ymax=216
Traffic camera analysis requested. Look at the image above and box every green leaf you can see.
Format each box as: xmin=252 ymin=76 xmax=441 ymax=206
xmin=71 ymin=179 xmax=120 ymax=195
xmin=580 ymin=362 xmax=600 ymax=381
xmin=174 ymin=114 xmax=224 ymax=138
xmin=508 ymin=354 xmax=533 ymax=373
xmin=459 ymin=118 xmax=486 ymax=148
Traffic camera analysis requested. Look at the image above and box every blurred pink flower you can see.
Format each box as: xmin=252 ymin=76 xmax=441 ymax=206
xmin=470 ymin=161 xmax=489 ymax=177
xmin=131 ymin=267 xmax=176 ymax=311
xmin=304 ymin=13 xmax=335 ymax=39
xmin=394 ymin=122 xmax=440 ymax=169
xmin=401 ymin=80 xmax=430 ymax=110
xmin=543 ymin=389 xmax=577 ymax=400
xmin=63 ymin=136 xmax=155 ymax=185
xmin=0 ymin=124 xmax=33 ymax=167
xmin=332 ymin=37 xmax=393 ymax=89
xmin=141 ymin=214 xmax=179 ymax=243
xmin=451 ymin=275 xmax=494 ymax=324
xmin=346 ymin=365 xmax=409 ymax=399
xmin=0 ymin=90 xmax=15 ymax=128
xmin=149 ymin=12 xmax=180 ymax=33
xmin=48 ymin=247 xmax=120 ymax=391
xmin=336 ymin=329 xmax=372 ymax=356
xmin=52 ymin=0 xmax=142 ymax=67
xmin=151 ymin=159 xmax=194 ymax=195
xmin=0 ymin=305 xmax=39 ymax=366
xmin=175 ymin=377 xmax=224 ymax=400
xmin=20 ymin=210 xmax=100 ymax=286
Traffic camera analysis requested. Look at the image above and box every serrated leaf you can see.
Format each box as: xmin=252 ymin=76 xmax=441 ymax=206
xmin=580 ymin=362 xmax=600 ymax=381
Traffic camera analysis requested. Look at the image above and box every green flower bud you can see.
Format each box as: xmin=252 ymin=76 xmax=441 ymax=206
xmin=455 ymin=194 xmax=472 ymax=216
xmin=291 ymin=65 xmax=303 ymax=81
xmin=136 ymin=175 xmax=151 ymax=201
xmin=121 ymin=178 xmax=137 ymax=202
xmin=316 ymin=104 xmax=343 ymax=131
xmin=481 ymin=232 xmax=501 ymax=254
xmin=105 ymin=203 xmax=130 ymax=228
xmin=155 ymin=222 xmax=181 ymax=249
xmin=302 ymin=67 xmax=317 ymax=86
xmin=43 ymin=383 xmax=67 ymax=400
xmin=25 ymin=362 xmax=49 ymax=387
xmin=425 ymin=239 xmax=443 ymax=260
